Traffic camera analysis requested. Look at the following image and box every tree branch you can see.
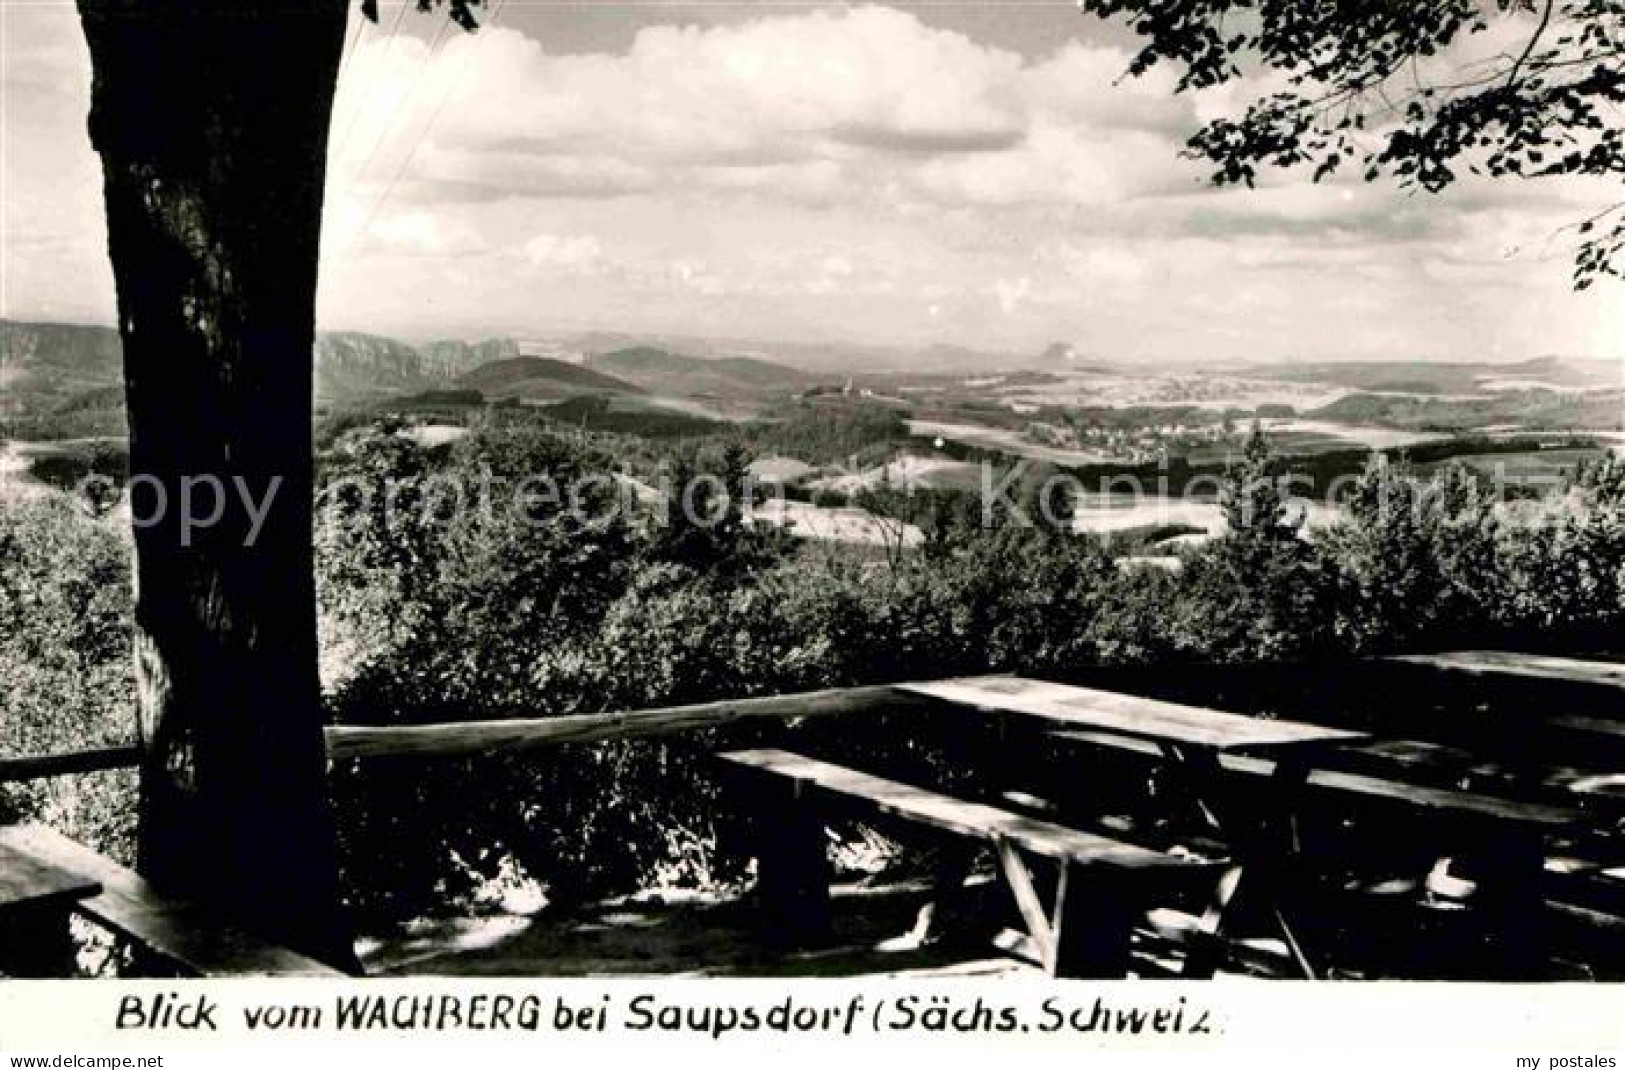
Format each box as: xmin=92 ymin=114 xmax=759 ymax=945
xmin=1505 ymin=0 xmax=1558 ymax=89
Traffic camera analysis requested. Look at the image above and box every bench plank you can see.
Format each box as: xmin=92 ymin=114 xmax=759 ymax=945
xmin=718 ymin=748 xmax=1199 ymax=873
xmin=1389 ymin=652 xmax=1625 ymax=689
xmin=0 ymin=825 xmax=342 ymax=978
xmin=0 ymin=842 xmax=100 ymax=914
xmin=1547 ymin=713 xmax=1625 ymax=743
xmin=898 ymin=676 xmax=1365 ymax=754
xmin=1048 ymin=730 xmax=1586 ymax=831
xmin=719 ymin=748 xmax=1212 ymax=977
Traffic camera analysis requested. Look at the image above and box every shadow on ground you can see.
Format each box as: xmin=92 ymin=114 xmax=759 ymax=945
xmin=359 ymin=878 xmax=1034 ymax=978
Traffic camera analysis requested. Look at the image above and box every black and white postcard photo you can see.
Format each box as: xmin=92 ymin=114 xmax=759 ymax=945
xmin=2 ymin=1 xmax=1623 ymax=1065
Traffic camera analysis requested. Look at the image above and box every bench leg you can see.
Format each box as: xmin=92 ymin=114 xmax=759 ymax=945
xmin=1174 ymin=750 xmax=1320 ymax=979
xmin=0 ymin=904 xmax=77 ymax=978
xmin=995 ymin=840 xmax=1137 ymax=979
xmin=908 ymin=841 xmax=984 ymax=947
xmin=752 ymin=780 xmax=832 ymax=948
xmin=1049 ymin=861 xmax=1135 ymax=979
xmin=1181 ymin=864 xmax=1244 ymax=979
xmin=1466 ymin=833 xmax=1548 ymax=980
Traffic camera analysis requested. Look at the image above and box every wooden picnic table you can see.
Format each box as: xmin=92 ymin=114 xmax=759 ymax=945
xmin=899 ymin=675 xmax=1366 ymax=755
xmin=0 ymin=838 xmax=102 ymax=977
xmin=899 ymin=675 xmax=1369 ymax=978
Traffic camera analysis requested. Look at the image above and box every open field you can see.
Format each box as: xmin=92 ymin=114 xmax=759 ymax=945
xmin=1258 ymin=420 xmax=1452 ymax=451
xmin=1589 ymin=430 xmax=1625 ymax=454
xmin=747 ymin=498 xmax=923 ymax=547
xmin=906 ymin=419 xmax=1112 ymax=466
xmin=746 ymin=456 xmax=816 ymax=484
xmin=1417 ymin=447 xmax=1607 ymax=487
xmin=639 ymin=394 xmax=764 ymax=423
xmin=400 ymin=424 xmax=473 ymax=448
xmin=806 ymin=454 xmax=983 ymax=495
xmin=993 ymin=370 xmax=1350 ymax=411
xmin=0 ymin=443 xmax=39 ymax=506
xmin=1 ymin=437 xmax=126 ymax=504
xmin=1069 ymin=494 xmax=1343 ymax=538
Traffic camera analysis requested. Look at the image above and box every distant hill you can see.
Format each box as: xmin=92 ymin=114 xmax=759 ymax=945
xmin=535 ymin=394 xmax=721 ymax=437
xmin=910 ymin=343 xmax=1019 ymax=375
xmin=314 ymin=332 xmax=432 ymax=398
xmin=2 ymin=319 xmax=548 ymax=415
xmin=456 ymin=356 xmax=643 ymax=400
xmin=2 ymin=320 xmax=126 ymax=437
xmin=2 ymin=319 xmax=123 ymax=394
xmin=54 ymin=384 xmax=126 ymax=414
xmin=1243 ymin=356 xmax=1622 ymax=395
xmin=417 ymin=337 xmax=520 ymax=380
xmin=585 ymin=346 xmax=812 ymax=396
xmin=1311 ymin=387 xmax=1625 ymax=431
xmin=1034 ymin=341 xmax=1112 ymax=373
xmin=524 ymin=329 xmax=1037 ymax=374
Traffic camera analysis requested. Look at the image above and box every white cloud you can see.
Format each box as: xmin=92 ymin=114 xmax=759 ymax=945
xmin=1 ymin=3 xmax=1618 ymax=361
xmin=368 ymin=209 xmax=483 ymax=255
xmin=1039 ymin=240 xmax=1155 ymax=289
xmin=323 ymin=6 xmax=1193 ymax=214
xmin=519 ymin=233 xmax=606 ymax=273
xmin=992 ymin=277 xmax=1031 ymax=315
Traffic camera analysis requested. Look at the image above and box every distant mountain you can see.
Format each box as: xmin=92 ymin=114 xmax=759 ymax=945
xmin=585 ymin=346 xmax=812 ymax=396
xmin=910 ymin=343 xmax=1018 ymax=375
xmin=54 ymin=384 xmax=126 ymax=414
xmin=1507 ymin=355 xmax=1624 ymax=388
xmin=417 ymin=337 xmax=520 ymax=380
xmin=1242 ymin=356 xmax=1622 ymax=394
xmin=314 ymin=332 xmax=432 ymax=398
xmin=2 ymin=319 xmax=123 ymax=394
xmin=1039 ymin=341 xmax=1080 ymax=365
xmin=541 ymin=330 xmax=1026 ymax=375
xmin=455 ymin=356 xmax=643 ymax=400
xmin=2 ymin=319 xmax=546 ymax=410
xmin=1311 ymin=386 xmax=1625 ymax=431
xmin=1035 ymin=340 xmax=1113 ymax=374
xmin=2 ymin=320 xmax=125 ymax=437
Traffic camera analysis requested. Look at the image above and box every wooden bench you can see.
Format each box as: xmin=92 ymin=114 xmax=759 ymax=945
xmin=1049 ymin=730 xmax=1586 ymax=835
xmin=715 ymin=748 xmax=1217 ymax=978
xmin=1388 ymin=651 xmax=1625 ymax=691
xmin=1048 ymin=729 xmax=1599 ymax=976
xmin=0 ymin=839 xmax=102 ymax=977
xmin=0 ymin=825 xmax=343 ymax=978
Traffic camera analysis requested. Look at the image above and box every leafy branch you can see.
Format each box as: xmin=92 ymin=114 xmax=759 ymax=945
xmin=1079 ymin=0 xmax=1625 ymax=287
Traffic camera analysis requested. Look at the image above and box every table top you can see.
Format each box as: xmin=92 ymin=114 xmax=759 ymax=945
xmin=0 ymin=841 xmax=101 ymax=915
xmin=898 ymin=675 xmax=1367 ymax=755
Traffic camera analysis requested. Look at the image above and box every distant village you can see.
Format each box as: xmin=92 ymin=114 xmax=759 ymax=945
xmin=1029 ymin=419 xmax=1243 ymax=464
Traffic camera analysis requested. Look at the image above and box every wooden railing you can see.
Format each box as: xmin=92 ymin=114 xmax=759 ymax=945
xmin=0 ymin=745 xmax=140 ymax=784
xmin=6 ymin=649 xmax=1623 ymax=785
xmin=1 ymin=683 xmax=944 ymax=783
xmin=5 ymin=651 xmax=1625 ymax=980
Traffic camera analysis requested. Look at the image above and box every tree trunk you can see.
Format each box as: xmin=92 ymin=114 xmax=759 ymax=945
xmin=75 ymin=0 xmax=359 ymax=971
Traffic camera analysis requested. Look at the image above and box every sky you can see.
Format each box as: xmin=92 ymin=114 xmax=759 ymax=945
xmin=3 ymin=0 xmax=1623 ymax=364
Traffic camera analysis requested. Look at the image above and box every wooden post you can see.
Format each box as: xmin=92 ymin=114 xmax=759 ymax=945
xmin=909 ymin=840 xmax=983 ymax=946
xmin=1048 ymin=861 xmax=1135 ymax=979
xmin=1468 ymin=831 xmax=1549 ymax=979
xmin=0 ymin=905 xmax=77 ymax=978
xmin=1181 ymin=864 xmax=1244 ymax=980
xmin=752 ymin=778 xmax=832 ymax=948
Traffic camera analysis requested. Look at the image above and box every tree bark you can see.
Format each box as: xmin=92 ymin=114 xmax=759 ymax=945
xmin=75 ymin=0 xmax=359 ymax=971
